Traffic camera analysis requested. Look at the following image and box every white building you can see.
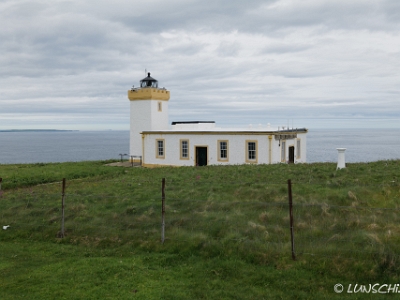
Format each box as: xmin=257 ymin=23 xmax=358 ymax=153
xmin=128 ymin=73 xmax=307 ymax=167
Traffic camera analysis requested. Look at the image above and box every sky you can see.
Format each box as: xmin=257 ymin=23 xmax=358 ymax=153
xmin=1 ymin=0 xmax=399 ymax=130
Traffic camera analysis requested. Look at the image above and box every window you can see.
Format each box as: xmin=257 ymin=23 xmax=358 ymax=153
xmin=180 ymin=139 xmax=189 ymax=160
xmin=281 ymin=141 xmax=286 ymax=162
xmin=158 ymin=101 xmax=162 ymax=112
xmin=218 ymin=140 xmax=229 ymax=161
xmin=248 ymin=142 xmax=256 ymax=159
xmin=245 ymin=140 xmax=258 ymax=163
xmin=296 ymin=139 xmax=301 ymax=159
xmin=156 ymin=139 xmax=165 ymax=159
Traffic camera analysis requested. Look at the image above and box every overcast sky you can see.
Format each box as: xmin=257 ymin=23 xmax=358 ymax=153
xmin=1 ymin=0 xmax=399 ymax=130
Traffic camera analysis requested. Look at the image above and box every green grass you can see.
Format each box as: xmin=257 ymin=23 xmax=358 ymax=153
xmin=0 ymin=160 xmax=124 ymax=190
xmin=0 ymin=160 xmax=400 ymax=299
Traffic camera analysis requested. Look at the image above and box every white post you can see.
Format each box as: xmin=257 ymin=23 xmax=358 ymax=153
xmin=336 ymin=148 xmax=346 ymax=169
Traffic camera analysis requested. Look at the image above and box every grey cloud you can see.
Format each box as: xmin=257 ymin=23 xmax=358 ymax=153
xmin=261 ymin=44 xmax=311 ymax=54
xmin=112 ymin=0 xmax=278 ymax=33
xmin=112 ymin=0 xmax=400 ymax=34
xmin=250 ymin=1 xmax=400 ymax=33
xmin=1 ymin=0 xmax=400 ymax=130
xmin=217 ymin=41 xmax=240 ymax=57
xmin=163 ymin=43 xmax=206 ymax=56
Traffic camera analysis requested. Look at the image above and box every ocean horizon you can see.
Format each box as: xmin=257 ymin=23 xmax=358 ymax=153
xmin=0 ymin=128 xmax=399 ymax=165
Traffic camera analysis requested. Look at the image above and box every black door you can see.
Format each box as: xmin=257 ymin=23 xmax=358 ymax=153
xmin=289 ymin=146 xmax=295 ymax=164
xmin=196 ymin=147 xmax=207 ymax=166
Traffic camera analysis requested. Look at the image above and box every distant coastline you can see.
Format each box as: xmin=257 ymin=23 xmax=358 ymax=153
xmin=0 ymin=129 xmax=78 ymax=132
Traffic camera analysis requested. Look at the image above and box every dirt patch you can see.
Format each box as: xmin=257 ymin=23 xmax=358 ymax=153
xmin=104 ymin=161 xmax=141 ymax=167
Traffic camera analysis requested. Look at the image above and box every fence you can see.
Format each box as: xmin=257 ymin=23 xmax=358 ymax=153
xmin=1 ymin=176 xmax=400 ymax=262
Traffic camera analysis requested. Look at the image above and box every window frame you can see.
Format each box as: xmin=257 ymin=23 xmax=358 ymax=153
xmin=180 ymin=139 xmax=190 ymax=160
xmin=156 ymin=139 xmax=165 ymax=159
xmin=245 ymin=140 xmax=258 ymax=163
xmin=217 ymin=140 xmax=229 ymax=162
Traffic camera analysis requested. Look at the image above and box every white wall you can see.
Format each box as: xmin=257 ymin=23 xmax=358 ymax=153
xmin=297 ymin=133 xmax=307 ymax=162
xmin=130 ymin=100 xmax=168 ymax=156
xmin=270 ymin=133 xmax=307 ymax=163
xmin=142 ymin=132 xmax=307 ymax=166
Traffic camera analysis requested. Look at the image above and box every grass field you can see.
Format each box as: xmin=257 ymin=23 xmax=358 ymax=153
xmin=0 ymin=160 xmax=399 ymax=299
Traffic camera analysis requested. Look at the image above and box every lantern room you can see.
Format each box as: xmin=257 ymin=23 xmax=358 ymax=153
xmin=140 ymin=73 xmax=158 ymax=88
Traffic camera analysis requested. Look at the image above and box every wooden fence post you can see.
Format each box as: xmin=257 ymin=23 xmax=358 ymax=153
xmin=60 ymin=178 xmax=66 ymax=238
xmin=288 ymin=179 xmax=296 ymax=260
xmin=161 ymin=178 xmax=166 ymax=244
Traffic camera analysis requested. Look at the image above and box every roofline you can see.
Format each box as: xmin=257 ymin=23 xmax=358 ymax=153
xmin=171 ymin=121 xmax=215 ymax=125
xmin=278 ymin=128 xmax=308 ymax=133
xmin=141 ymin=129 xmax=308 ymax=135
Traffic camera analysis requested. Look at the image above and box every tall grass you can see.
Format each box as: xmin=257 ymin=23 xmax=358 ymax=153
xmin=0 ymin=160 xmax=399 ymax=299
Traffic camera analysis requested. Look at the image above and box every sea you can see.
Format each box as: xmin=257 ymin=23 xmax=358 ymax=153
xmin=0 ymin=129 xmax=399 ymax=164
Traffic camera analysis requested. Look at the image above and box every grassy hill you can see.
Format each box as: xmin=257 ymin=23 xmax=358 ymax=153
xmin=0 ymin=160 xmax=399 ymax=299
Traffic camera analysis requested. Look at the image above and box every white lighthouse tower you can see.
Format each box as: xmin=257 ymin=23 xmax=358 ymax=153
xmin=128 ymin=73 xmax=170 ymax=161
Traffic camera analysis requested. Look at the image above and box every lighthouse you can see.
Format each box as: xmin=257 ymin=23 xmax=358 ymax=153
xmin=128 ymin=73 xmax=170 ymax=161
xmin=127 ymin=72 xmax=307 ymax=167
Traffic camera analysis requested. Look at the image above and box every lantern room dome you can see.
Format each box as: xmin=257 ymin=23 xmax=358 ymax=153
xmin=140 ymin=73 xmax=158 ymax=88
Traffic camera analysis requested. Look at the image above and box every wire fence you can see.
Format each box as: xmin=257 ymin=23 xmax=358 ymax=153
xmin=1 ymin=176 xmax=400 ymax=262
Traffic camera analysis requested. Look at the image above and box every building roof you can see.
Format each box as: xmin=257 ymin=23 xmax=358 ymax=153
xmin=140 ymin=73 xmax=158 ymax=88
xmin=167 ymin=121 xmax=306 ymax=133
xmin=140 ymin=73 xmax=157 ymax=82
xmin=171 ymin=121 xmax=215 ymax=125
xmin=142 ymin=127 xmax=308 ymax=134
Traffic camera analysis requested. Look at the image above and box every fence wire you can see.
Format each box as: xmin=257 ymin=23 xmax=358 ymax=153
xmin=1 ymin=177 xmax=400 ymax=262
